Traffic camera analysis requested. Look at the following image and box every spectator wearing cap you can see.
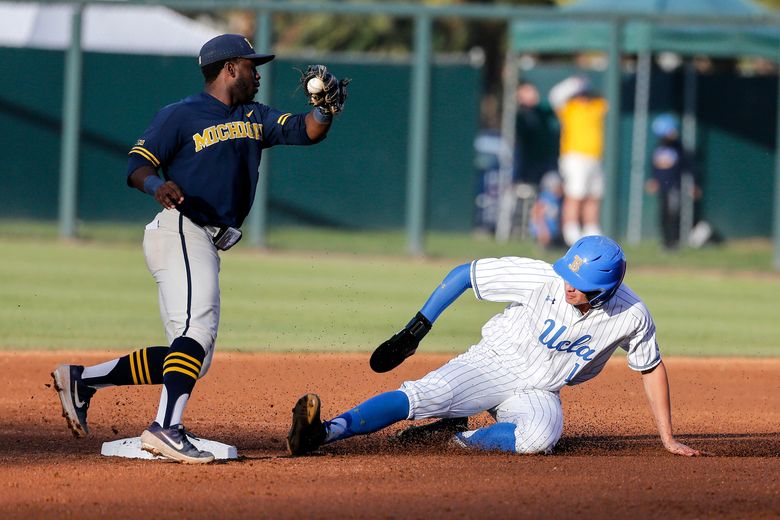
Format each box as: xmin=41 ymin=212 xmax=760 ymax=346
xmin=646 ymin=113 xmax=687 ymax=250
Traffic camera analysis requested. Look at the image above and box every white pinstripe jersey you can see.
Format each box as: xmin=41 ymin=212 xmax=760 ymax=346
xmin=467 ymin=257 xmax=660 ymax=392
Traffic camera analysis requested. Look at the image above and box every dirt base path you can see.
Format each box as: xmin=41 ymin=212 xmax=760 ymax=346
xmin=1 ymin=352 xmax=778 ymax=519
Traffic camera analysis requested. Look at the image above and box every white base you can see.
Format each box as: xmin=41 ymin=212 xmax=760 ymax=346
xmin=101 ymin=436 xmax=238 ymax=460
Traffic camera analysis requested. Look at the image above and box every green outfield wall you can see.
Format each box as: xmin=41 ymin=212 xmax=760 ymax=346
xmin=0 ymin=48 xmax=481 ymax=231
xmin=519 ymin=65 xmax=776 ymax=240
xmin=1 ymin=46 xmax=776 ymax=238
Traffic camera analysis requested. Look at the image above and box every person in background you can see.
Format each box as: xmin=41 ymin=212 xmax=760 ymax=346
xmin=514 ymin=81 xmax=559 ymax=186
xmin=529 ymin=170 xmax=564 ymax=249
xmin=646 ymin=113 xmax=686 ymax=251
xmin=548 ymin=75 xmax=608 ymax=246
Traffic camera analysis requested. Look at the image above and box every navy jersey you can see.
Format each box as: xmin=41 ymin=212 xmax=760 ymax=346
xmin=127 ymin=92 xmax=318 ymax=228
xmin=651 ymin=139 xmax=684 ymax=191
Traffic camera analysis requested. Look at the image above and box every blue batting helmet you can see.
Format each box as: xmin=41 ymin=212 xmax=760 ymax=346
xmin=651 ymin=113 xmax=680 ymax=139
xmin=552 ymin=236 xmax=626 ymax=308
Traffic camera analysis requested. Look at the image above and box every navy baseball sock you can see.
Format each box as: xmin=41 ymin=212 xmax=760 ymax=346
xmin=155 ymin=337 xmax=205 ymax=428
xmin=323 ymin=390 xmax=410 ymax=444
xmin=80 ymin=346 xmax=167 ymax=387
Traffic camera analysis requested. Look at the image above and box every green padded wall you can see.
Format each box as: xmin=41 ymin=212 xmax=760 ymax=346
xmin=0 ymin=48 xmax=481 ymax=232
xmin=519 ymin=65 xmax=777 ymax=240
xmin=2 ymin=47 xmax=775 ymax=238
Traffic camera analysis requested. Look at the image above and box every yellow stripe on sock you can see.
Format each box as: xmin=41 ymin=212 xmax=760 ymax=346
xmin=129 ymin=350 xmax=139 ymax=385
xmin=163 ymin=366 xmax=199 ymax=381
xmin=163 ymin=358 xmax=201 ymax=374
xmin=166 ymin=351 xmax=202 ymax=368
xmin=142 ymin=347 xmax=152 ymax=385
xmin=136 ymin=350 xmax=147 ymax=384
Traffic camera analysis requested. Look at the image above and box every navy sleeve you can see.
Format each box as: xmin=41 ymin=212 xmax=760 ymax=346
xmin=126 ymin=104 xmax=182 ymax=180
xmin=257 ymin=105 xmax=319 ymax=148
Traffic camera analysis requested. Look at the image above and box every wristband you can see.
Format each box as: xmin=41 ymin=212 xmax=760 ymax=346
xmin=406 ymin=312 xmax=432 ymax=341
xmin=312 ymin=108 xmax=333 ymax=124
xmin=143 ymin=175 xmax=164 ymax=196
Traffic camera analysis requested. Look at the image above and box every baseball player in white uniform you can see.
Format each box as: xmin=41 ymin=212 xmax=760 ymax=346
xmin=287 ymin=236 xmax=702 ymax=457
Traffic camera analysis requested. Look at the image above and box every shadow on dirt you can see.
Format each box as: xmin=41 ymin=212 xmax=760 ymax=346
xmin=233 ymin=429 xmax=780 ymax=458
xmin=555 ymin=432 xmax=780 ymax=457
xmin=2 ymin=422 xmax=777 ymax=463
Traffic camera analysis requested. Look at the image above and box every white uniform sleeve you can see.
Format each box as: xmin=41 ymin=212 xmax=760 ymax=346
xmin=470 ymin=257 xmax=558 ymax=304
xmin=623 ymin=310 xmax=661 ymax=371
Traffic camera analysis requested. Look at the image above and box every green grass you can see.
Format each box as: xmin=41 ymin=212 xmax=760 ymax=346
xmin=0 ymin=221 xmax=777 ymax=357
xmin=1 ymin=218 xmax=775 ymax=268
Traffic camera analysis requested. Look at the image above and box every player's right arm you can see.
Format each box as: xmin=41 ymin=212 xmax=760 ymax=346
xmin=370 ymin=258 xmax=556 ymax=372
xmin=369 ymin=263 xmax=472 ymax=373
xmin=128 ymin=165 xmax=184 ymax=210
xmin=126 ymin=104 xmax=184 ymax=209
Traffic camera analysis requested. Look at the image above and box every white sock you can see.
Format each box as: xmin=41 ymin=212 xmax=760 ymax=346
xmin=82 ymin=359 xmax=119 ymax=379
xmin=582 ymin=224 xmax=602 ymax=236
xmin=563 ymin=222 xmax=582 ymax=246
xmin=154 ymin=388 xmax=190 ymax=427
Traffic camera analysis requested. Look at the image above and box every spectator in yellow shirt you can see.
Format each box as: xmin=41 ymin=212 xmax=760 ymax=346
xmin=549 ymin=76 xmax=608 ymax=245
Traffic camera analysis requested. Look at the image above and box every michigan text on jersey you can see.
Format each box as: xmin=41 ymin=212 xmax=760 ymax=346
xmin=192 ymin=122 xmax=264 ymax=152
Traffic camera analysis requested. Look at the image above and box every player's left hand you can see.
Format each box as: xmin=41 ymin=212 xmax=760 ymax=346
xmin=663 ymin=439 xmax=708 ymax=457
xmin=300 ymin=64 xmax=350 ymax=115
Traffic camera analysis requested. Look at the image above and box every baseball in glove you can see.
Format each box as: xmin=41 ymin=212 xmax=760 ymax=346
xmin=300 ymin=64 xmax=350 ymax=115
xmin=369 ymin=312 xmax=432 ymax=373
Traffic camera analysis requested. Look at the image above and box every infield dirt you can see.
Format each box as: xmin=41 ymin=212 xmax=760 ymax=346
xmin=1 ymin=352 xmax=778 ymax=519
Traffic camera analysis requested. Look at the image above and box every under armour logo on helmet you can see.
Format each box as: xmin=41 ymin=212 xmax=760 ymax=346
xmin=568 ymin=255 xmax=584 ymax=272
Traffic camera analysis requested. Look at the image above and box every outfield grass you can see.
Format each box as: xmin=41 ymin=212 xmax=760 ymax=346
xmin=0 ymin=218 xmax=775 ymax=269
xmin=1 ymin=224 xmax=777 ymax=357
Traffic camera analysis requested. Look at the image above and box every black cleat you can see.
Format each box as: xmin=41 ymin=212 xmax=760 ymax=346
xmin=51 ymin=365 xmax=96 ymax=438
xmin=286 ymin=393 xmax=326 ymax=456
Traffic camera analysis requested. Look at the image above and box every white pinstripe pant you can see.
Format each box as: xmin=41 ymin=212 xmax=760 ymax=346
xmin=400 ymin=353 xmax=564 ymax=454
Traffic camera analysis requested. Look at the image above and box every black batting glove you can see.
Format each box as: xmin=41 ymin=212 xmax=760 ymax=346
xmin=369 ymin=312 xmax=432 ymax=373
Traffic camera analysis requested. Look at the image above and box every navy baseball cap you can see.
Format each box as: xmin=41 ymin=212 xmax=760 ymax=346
xmin=198 ymin=34 xmax=275 ymax=67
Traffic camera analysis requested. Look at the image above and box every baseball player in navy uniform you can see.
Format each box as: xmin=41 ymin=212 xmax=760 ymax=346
xmin=287 ymin=236 xmax=703 ymax=457
xmin=52 ymin=34 xmax=348 ymax=463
